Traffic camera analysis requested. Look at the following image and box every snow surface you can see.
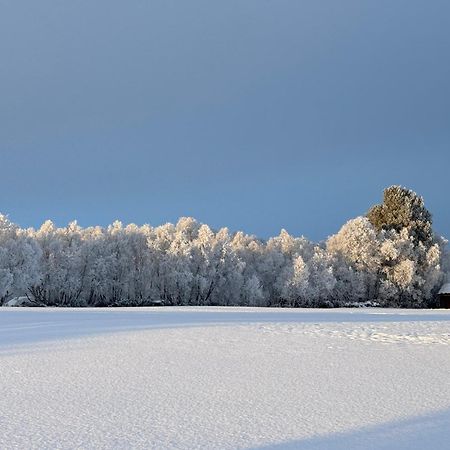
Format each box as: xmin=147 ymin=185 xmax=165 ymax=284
xmin=1 ymin=307 xmax=450 ymax=449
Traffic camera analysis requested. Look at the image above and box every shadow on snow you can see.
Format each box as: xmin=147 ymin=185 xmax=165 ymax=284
xmin=1 ymin=307 xmax=450 ymax=347
xmin=254 ymin=407 xmax=450 ymax=450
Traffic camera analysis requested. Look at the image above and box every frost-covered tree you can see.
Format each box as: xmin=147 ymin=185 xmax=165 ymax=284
xmin=327 ymin=217 xmax=381 ymax=301
xmin=0 ymin=185 xmax=445 ymax=308
xmin=230 ymin=232 xmax=266 ymax=305
xmin=306 ymin=247 xmax=336 ymax=306
xmin=328 ymin=211 xmax=444 ymax=307
xmin=0 ymin=215 xmax=41 ymax=304
xmin=366 ymin=186 xmax=444 ymax=306
xmin=367 ymin=185 xmax=433 ymax=247
xmin=377 ymin=228 xmax=444 ymax=307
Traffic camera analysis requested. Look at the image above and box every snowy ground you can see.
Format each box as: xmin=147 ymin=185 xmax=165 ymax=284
xmin=1 ymin=307 xmax=450 ymax=449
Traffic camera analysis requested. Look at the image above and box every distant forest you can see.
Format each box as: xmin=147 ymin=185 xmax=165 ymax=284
xmin=1 ymin=186 xmax=448 ymax=308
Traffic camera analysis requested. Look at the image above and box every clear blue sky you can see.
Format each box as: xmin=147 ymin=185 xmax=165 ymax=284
xmin=1 ymin=1 xmax=449 ymax=241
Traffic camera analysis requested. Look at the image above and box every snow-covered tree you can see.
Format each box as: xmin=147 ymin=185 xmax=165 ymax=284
xmin=0 ymin=185 xmax=445 ymax=308
xmin=0 ymin=215 xmax=41 ymax=303
xmin=327 ymin=217 xmax=381 ymax=301
xmin=367 ymin=185 xmax=433 ymax=247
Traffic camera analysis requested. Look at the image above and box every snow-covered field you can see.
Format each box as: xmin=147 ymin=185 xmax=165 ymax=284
xmin=1 ymin=307 xmax=450 ymax=449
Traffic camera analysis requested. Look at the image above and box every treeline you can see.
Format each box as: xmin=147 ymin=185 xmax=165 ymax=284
xmin=0 ymin=186 xmax=447 ymax=307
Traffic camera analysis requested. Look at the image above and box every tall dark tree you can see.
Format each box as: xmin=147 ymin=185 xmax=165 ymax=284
xmin=367 ymin=186 xmax=433 ymax=247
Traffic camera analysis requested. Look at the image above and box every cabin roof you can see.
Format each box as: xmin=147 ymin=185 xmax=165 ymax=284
xmin=439 ymin=283 xmax=450 ymax=294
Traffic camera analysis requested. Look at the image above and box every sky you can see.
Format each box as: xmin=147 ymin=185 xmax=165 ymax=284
xmin=1 ymin=0 xmax=449 ymax=241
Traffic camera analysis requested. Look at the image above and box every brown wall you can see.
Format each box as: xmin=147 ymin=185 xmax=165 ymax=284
xmin=439 ymin=294 xmax=450 ymax=308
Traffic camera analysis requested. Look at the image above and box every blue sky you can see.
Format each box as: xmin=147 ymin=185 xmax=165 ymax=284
xmin=1 ymin=0 xmax=449 ymax=241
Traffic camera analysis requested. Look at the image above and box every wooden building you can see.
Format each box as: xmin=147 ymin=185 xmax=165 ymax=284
xmin=438 ymin=283 xmax=450 ymax=308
